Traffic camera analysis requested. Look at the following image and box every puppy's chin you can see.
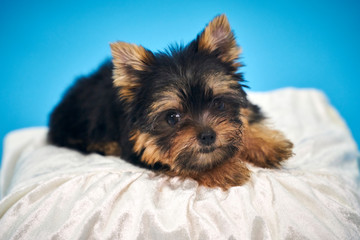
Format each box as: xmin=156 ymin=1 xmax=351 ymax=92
xmin=173 ymin=144 xmax=238 ymax=172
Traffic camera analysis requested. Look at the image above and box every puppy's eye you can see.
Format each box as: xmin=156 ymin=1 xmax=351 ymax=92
xmin=212 ymin=99 xmax=225 ymax=111
xmin=166 ymin=111 xmax=181 ymax=126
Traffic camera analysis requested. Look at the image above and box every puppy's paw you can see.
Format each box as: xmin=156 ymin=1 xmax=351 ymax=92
xmin=189 ymin=158 xmax=251 ymax=190
xmin=240 ymin=123 xmax=294 ymax=168
xmin=255 ymin=137 xmax=293 ymax=168
xmin=87 ymin=141 xmax=122 ymax=156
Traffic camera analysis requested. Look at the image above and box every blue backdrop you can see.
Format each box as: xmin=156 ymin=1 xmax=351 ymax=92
xmin=1 ymin=0 xmax=359 ymax=164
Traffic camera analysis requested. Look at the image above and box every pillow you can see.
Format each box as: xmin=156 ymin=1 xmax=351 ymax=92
xmin=0 ymin=88 xmax=359 ymax=239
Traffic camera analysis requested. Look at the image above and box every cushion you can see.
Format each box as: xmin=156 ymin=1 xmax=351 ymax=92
xmin=0 ymin=88 xmax=359 ymax=239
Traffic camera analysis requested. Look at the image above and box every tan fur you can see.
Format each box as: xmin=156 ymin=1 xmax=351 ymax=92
xmin=110 ymin=42 xmax=153 ymax=71
xmin=165 ymin=115 xmax=241 ymax=171
xmin=110 ymin=42 xmax=154 ymax=102
xmin=192 ymin=157 xmax=250 ymax=190
xmin=198 ymin=15 xmax=242 ymax=66
xmin=130 ymin=130 xmax=170 ymax=166
xmin=149 ymin=91 xmax=183 ymax=118
xmin=239 ymin=109 xmax=294 ymax=168
xmin=161 ymin=115 xmax=247 ymax=190
xmin=87 ymin=142 xmax=122 ymax=156
xmin=167 ymin=126 xmax=198 ymax=166
xmin=206 ymin=72 xmax=240 ymax=96
xmin=165 ymin=156 xmax=250 ymax=190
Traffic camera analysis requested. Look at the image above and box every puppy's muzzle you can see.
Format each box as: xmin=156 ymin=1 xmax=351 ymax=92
xmin=198 ymin=128 xmax=216 ymax=146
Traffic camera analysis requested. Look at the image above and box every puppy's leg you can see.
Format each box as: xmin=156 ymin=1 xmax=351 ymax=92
xmin=239 ymin=107 xmax=293 ymax=168
xmin=87 ymin=142 xmax=122 ymax=156
xmin=175 ymin=158 xmax=251 ymax=190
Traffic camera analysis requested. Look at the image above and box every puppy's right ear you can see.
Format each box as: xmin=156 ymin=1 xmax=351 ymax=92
xmin=110 ymin=42 xmax=154 ymax=71
xmin=110 ymin=42 xmax=154 ymax=102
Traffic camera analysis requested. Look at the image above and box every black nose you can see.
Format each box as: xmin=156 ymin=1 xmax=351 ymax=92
xmin=198 ymin=129 xmax=216 ymax=146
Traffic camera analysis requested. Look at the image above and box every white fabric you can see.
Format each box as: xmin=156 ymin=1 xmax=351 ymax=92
xmin=0 ymin=88 xmax=359 ymax=239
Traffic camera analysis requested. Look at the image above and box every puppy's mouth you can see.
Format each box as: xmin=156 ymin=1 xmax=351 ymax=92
xmin=199 ymin=146 xmax=216 ymax=154
xmin=173 ymin=144 xmax=239 ymax=172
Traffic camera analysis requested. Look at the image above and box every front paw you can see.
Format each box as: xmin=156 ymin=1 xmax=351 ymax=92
xmin=260 ymin=138 xmax=293 ymax=168
xmin=240 ymin=124 xmax=294 ymax=168
xmin=191 ymin=159 xmax=251 ymax=190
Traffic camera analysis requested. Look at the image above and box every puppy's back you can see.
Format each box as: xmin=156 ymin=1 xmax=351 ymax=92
xmin=48 ymin=60 xmax=124 ymax=153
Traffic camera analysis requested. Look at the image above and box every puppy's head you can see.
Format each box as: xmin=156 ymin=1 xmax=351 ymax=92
xmin=110 ymin=15 xmax=248 ymax=173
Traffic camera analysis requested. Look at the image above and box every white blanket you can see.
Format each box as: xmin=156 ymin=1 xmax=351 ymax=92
xmin=0 ymin=88 xmax=359 ymax=239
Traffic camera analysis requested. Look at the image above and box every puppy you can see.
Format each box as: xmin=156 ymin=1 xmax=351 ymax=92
xmin=48 ymin=15 xmax=293 ymax=190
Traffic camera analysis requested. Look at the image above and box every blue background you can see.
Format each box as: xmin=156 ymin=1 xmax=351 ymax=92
xmin=1 ymin=0 xmax=359 ymax=164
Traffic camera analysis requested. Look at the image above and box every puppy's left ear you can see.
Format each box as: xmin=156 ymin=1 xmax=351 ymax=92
xmin=110 ymin=42 xmax=154 ymax=103
xmin=198 ymin=15 xmax=241 ymax=66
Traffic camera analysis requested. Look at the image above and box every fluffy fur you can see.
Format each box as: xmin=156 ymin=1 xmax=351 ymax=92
xmin=48 ymin=15 xmax=293 ymax=190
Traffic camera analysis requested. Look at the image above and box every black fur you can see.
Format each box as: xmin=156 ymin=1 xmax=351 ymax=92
xmin=49 ymin=61 xmax=133 ymax=161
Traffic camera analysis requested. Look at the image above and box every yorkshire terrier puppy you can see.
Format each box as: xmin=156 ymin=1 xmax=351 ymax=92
xmin=48 ymin=15 xmax=293 ymax=190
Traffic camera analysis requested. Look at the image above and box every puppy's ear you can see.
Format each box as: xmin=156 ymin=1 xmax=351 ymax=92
xmin=110 ymin=42 xmax=154 ymax=102
xmin=198 ymin=15 xmax=241 ymax=65
xmin=110 ymin=42 xmax=154 ymax=71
